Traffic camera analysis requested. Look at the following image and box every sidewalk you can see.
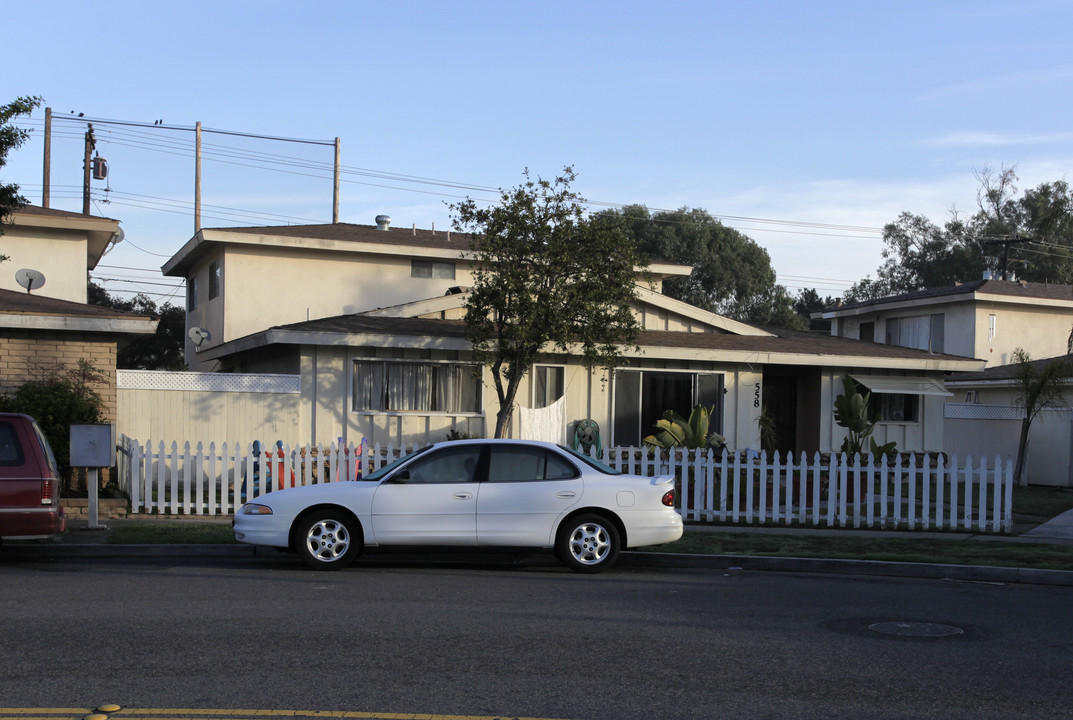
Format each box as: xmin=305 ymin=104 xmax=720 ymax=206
xmin=9 ymin=509 xmax=1073 ymax=587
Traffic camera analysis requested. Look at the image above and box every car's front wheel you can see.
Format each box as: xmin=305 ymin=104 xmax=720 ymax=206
xmin=556 ymin=513 xmax=620 ymax=573
xmin=296 ymin=510 xmax=361 ymax=570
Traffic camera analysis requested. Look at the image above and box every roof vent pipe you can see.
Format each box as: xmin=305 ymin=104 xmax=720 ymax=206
xmin=375 ymin=215 xmax=391 ymax=231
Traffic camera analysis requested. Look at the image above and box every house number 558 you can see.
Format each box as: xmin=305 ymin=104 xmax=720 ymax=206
xmin=753 ymin=383 xmax=761 ymax=408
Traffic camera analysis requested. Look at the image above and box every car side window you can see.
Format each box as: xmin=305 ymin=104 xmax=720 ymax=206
xmin=0 ymin=422 xmax=25 ymax=466
xmin=487 ymin=446 xmax=579 ymax=482
xmin=399 ymin=446 xmax=482 ymax=484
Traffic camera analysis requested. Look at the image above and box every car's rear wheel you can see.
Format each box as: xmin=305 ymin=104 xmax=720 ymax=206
xmin=296 ymin=510 xmax=361 ymax=570
xmin=556 ymin=513 xmax=620 ymax=573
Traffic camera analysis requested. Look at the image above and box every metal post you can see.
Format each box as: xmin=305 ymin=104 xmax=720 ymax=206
xmin=87 ymin=467 xmax=103 ymax=529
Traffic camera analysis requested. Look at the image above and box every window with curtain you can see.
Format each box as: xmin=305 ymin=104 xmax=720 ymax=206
xmin=886 ymin=314 xmax=944 ymax=353
xmin=353 ymin=360 xmax=480 ymax=413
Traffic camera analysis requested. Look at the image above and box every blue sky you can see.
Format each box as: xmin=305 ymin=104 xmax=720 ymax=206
xmin=4 ymin=0 xmax=1072 ymax=304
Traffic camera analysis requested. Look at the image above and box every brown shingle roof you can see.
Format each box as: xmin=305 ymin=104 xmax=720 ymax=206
xmin=827 ymin=278 xmax=1073 ymax=313
xmin=269 ymin=313 xmax=975 ymax=363
xmin=0 ymin=288 xmax=152 ymax=320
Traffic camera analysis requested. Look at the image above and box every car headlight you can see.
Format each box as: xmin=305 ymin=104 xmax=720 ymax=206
xmin=240 ymin=503 xmax=273 ymax=515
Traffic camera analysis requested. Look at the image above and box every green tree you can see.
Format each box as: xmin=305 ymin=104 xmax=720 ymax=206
xmin=846 ymin=167 xmax=1073 ymax=301
xmin=0 ymin=95 xmax=44 ymax=262
xmin=793 ymin=287 xmax=835 ymax=331
xmin=88 ymin=282 xmax=186 ymax=370
xmin=604 ymin=204 xmax=805 ymax=329
xmin=1011 ymin=349 xmax=1073 ymax=485
xmin=450 ymin=167 xmax=645 ymax=438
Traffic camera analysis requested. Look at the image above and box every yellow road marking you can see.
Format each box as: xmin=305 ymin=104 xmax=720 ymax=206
xmin=0 ymin=709 xmax=577 ymax=720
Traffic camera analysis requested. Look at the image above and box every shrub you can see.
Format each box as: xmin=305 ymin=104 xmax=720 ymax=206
xmin=0 ymin=360 xmax=107 ymax=492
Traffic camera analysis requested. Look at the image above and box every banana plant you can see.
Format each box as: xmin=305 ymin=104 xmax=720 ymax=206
xmin=642 ymin=405 xmax=725 ymax=450
xmin=833 ymin=376 xmax=897 ymax=460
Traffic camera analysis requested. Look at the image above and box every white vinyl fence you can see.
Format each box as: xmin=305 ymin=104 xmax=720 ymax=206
xmin=116 ymin=438 xmax=1015 ymax=533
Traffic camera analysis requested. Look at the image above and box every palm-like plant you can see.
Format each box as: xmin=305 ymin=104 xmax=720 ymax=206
xmin=1012 ymin=349 xmax=1072 ymax=485
xmin=643 ymin=405 xmax=725 ymax=450
xmin=833 ymin=376 xmax=897 ymax=460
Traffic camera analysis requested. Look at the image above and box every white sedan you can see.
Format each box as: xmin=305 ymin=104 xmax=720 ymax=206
xmin=233 ymin=439 xmax=683 ymax=572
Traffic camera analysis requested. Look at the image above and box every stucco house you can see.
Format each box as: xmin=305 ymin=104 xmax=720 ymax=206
xmin=0 ymin=206 xmax=157 ymax=421
xmin=814 ymin=278 xmax=1073 ymax=366
xmin=813 ymin=279 xmax=1073 ymax=486
xmin=161 ymin=220 xmax=982 ymax=454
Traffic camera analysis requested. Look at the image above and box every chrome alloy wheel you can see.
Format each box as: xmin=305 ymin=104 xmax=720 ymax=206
xmin=305 ymin=518 xmax=351 ymax=562
xmin=568 ymin=521 xmax=611 ymax=566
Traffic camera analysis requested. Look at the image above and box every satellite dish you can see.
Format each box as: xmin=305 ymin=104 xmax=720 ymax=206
xmin=188 ymin=327 xmax=211 ymax=350
xmin=15 ymin=269 xmax=46 ymax=294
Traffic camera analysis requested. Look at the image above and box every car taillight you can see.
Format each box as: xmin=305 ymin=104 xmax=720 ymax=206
xmin=41 ymin=479 xmax=55 ymax=505
xmin=661 ymin=489 xmax=675 ymax=507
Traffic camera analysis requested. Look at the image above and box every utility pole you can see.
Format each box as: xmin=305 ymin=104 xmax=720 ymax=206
xmin=194 ymin=121 xmax=202 ymax=234
xmin=984 ymin=236 xmax=1033 ymax=280
xmin=42 ymin=107 xmax=51 ymax=208
xmin=82 ymin=124 xmax=94 ymax=215
xmin=332 ymin=137 xmax=340 ymax=223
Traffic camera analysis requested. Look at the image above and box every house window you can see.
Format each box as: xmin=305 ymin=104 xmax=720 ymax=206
xmin=187 ymin=275 xmax=198 ymax=311
xmin=885 ymin=314 xmax=944 ymax=353
xmin=533 ymin=365 xmax=565 ymax=409
xmin=989 ymin=314 xmax=997 ymax=343
xmin=859 ymin=322 xmax=875 ymax=342
xmin=612 ymin=370 xmax=723 ymax=447
xmin=871 ymin=393 xmax=919 ymax=423
xmin=411 ymin=260 xmax=456 ymax=280
xmin=209 ymin=260 xmax=222 ymax=300
xmin=352 ymin=360 xmax=480 ymax=414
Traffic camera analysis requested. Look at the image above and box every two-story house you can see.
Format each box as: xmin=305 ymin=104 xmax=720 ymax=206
xmin=0 ymin=206 xmax=157 ymax=421
xmin=814 ymin=278 xmax=1073 ymax=366
xmin=161 ymin=219 xmax=982 ymax=454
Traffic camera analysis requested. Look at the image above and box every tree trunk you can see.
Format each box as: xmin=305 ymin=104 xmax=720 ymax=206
xmin=1014 ymin=418 xmax=1032 ymax=486
xmin=493 ymin=372 xmax=524 ymax=439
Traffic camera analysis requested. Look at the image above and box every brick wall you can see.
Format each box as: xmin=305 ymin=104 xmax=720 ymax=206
xmin=0 ymin=330 xmax=118 ymax=421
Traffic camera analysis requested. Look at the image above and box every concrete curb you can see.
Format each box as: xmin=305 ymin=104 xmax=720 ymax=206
xmin=6 ymin=542 xmax=1073 ymax=587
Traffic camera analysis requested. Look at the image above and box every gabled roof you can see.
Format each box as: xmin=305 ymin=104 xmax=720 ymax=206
xmin=818 ymin=279 xmax=1073 ymax=318
xmin=0 ymin=288 xmax=157 ymax=335
xmin=200 ymin=311 xmax=983 ymax=373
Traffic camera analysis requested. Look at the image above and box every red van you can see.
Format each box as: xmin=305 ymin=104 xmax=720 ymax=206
xmin=0 ymin=413 xmax=66 ymax=541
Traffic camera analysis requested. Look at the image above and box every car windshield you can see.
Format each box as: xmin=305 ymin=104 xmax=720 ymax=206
xmin=362 ymin=444 xmax=434 ymax=481
xmin=558 ymin=444 xmax=621 ymax=475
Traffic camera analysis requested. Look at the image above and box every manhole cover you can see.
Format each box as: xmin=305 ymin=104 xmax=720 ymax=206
xmin=868 ymin=621 xmax=964 ymax=638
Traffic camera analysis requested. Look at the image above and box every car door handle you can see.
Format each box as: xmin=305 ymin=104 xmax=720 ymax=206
xmin=453 ymin=492 xmax=473 ymax=500
xmin=556 ymin=491 xmax=577 ymax=499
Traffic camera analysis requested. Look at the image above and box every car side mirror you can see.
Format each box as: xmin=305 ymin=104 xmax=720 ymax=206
xmin=389 ymin=469 xmax=412 ymax=484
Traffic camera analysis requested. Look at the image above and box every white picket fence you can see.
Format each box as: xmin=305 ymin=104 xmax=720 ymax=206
xmin=116 ymin=438 xmax=1015 ymax=533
